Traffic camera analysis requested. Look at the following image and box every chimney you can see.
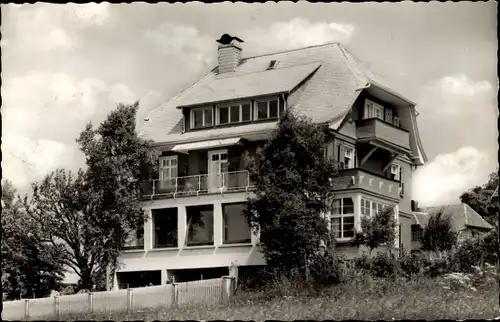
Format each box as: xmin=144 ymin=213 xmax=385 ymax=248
xmin=217 ymin=43 xmax=241 ymax=74
xmin=216 ymin=34 xmax=244 ymax=74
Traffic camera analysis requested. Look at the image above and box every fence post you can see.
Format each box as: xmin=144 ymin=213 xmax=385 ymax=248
xmin=24 ymin=299 xmax=30 ymax=321
xmin=171 ymin=282 xmax=178 ymax=307
xmin=221 ymin=276 xmax=234 ymax=301
xmin=88 ymin=292 xmax=93 ymax=314
xmin=53 ymin=296 xmax=60 ymax=320
xmin=126 ymin=288 xmax=132 ymax=313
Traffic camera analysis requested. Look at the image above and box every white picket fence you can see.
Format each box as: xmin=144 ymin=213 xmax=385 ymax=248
xmin=2 ymin=277 xmax=233 ymax=321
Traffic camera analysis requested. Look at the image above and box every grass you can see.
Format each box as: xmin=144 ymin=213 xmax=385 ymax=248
xmin=58 ymin=273 xmax=499 ymax=321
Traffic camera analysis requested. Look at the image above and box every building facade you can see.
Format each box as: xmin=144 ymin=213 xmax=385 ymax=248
xmin=112 ymin=38 xmax=428 ymax=289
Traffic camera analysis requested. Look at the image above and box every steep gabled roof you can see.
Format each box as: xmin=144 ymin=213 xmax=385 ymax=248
xmin=416 ymin=203 xmax=493 ymax=231
xmin=139 ymin=43 xmax=417 ymax=147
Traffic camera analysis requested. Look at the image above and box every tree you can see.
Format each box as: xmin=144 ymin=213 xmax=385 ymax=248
xmin=245 ymin=111 xmax=338 ymax=278
xmin=460 ymin=170 xmax=499 ymax=225
xmin=75 ymin=101 xmax=155 ymax=289
xmin=23 ymin=102 xmax=156 ymax=291
xmin=2 ymin=179 xmax=64 ymax=300
xmin=420 ymin=210 xmax=458 ymax=252
xmin=352 ymin=207 xmax=397 ymax=255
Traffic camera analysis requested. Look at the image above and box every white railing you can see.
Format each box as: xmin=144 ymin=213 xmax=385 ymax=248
xmin=140 ymin=170 xmax=253 ymax=198
xmin=2 ymin=277 xmax=235 ymax=320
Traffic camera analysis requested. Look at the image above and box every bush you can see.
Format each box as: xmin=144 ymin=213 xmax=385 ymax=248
xmin=423 ymin=252 xmax=453 ymax=278
xmin=480 ymin=226 xmax=499 ymax=265
xmin=354 ymin=253 xmax=372 ymax=272
xmin=399 ymin=252 xmax=429 ymax=277
xmin=309 ymin=251 xmax=347 ymax=286
xmin=371 ymin=252 xmax=400 ymax=278
xmin=421 ymin=210 xmax=458 ymax=252
xmin=452 ymin=237 xmax=483 ymax=272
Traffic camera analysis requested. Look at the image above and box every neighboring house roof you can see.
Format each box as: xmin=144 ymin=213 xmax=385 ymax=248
xmin=140 ymin=42 xmax=426 ymax=162
xmin=415 ymin=203 xmax=493 ymax=231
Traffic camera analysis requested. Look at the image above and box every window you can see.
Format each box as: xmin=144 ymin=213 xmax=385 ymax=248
xmin=159 ymin=156 xmax=178 ymax=181
xmin=190 ymin=107 xmax=213 ymax=129
xmin=223 ymin=203 xmax=251 ymax=244
xmin=393 ymin=116 xmax=400 ymax=127
xmin=364 ymin=99 xmax=384 ymax=121
xmin=411 ymin=225 xmax=423 ymax=242
xmin=331 ymin=198 xmax=355 ymax=239
xmin=186 ymin=205 xmax=214 ymax=246
xmin=123 ymin=228 xmax=144 ymax=250
xmin=362 ymin=198 xmax=391 ymax=217
xmin=255 ymin=98 xmax=282 ymax=120
xmin=153 ymin=208 xmax=178 ymax=248
xmin=344 ymin=147 xmax=355 ymax=169
xmin=385 ymin=109 xmax=393 ymax=124
xmin=390 ymin=164 xmax=403 ymax=181
xmin=217 ymin=103 xmax=252 ymax=125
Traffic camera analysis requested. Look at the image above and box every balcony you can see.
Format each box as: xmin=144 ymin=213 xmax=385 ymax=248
xmin=356 ymin=118 xmax=410 ymax=152
xmin=331 ymin=168 xmax=403 ymax=200
xmin=140 ymin=170 xmax=254 ymax=199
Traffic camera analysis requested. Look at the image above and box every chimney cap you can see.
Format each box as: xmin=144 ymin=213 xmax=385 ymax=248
xmin=216 ymin=33 xmax=244 ymax=45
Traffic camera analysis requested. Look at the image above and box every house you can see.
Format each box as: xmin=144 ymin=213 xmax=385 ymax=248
xmin=111 ymin=36 xmax=427 ymax=289
xmin=410 ymin=203 xmax=493 ymax=251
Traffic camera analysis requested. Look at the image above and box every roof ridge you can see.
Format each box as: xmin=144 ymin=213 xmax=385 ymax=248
xmin=217 ymin=60 xmax=322 ymax=79
xmin=241 ymin=42 xmax=341 ymax=61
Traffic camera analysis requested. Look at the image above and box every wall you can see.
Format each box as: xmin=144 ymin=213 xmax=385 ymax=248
xmin=119 ymin=192 xmax=264 ymax=274
xmin=399 ymin=213 xmax=413 ymax=254
xmin=398 ymin=158 xmax=414 ymax=214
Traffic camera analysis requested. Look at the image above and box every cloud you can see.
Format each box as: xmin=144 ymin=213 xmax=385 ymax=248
xmin=415 ymin=74 xmax=498 ymax=160
xmin=241 ymin=17 xmax=355 ymax=56
xmin=1 ymin=72 xmax=143 ymax=192
xmin=413 ymin=146 xmax=492 ymax=207
xmin=2 ymin=3 xmax=110 ymax=53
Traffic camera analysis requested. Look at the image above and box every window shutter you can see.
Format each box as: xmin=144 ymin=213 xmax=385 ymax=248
xmin=338 ymin=144 xmax=345 ymax=169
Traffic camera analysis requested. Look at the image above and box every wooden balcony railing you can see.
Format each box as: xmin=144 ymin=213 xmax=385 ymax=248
xmin=140 ymin=170 xmax=254 ymax=199
xmin=356 ymin=118 xmax=410 ymax=151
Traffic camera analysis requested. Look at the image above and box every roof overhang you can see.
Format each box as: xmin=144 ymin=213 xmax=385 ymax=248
xmin=366 ymin=81 xmax=416 ymax=106
xmin=170 ymin=137 xmax=243 ymax=153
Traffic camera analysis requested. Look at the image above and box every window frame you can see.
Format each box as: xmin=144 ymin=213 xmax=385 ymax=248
xmin=344 ymin=146 xmax=355 ymax=169
xmin=411 ymin=224 xmax=423 ymax=242
xmin=364 ymin=99 xmax=385 ymax=121
xmin=331 ymin=198 xmax=355 ymax=240
xmin=186 ymin=205 xmax=214 ymax=247
xmin=190 ymin=106 xmax=214 ymax=129
xmin=222 ymin=202 xmax=252 ymax=245
xmin=216 ymin=101 xmax=252 ymax=125
xmin=254 ymin=98 xmax=282 ymax=121
xmin=159 ymin=155 xmax=178 ymax=180
xmin=152 ymin=208 xmax=178 ymax=249
xmin=361 ymin=198 xmax=391 ymax=218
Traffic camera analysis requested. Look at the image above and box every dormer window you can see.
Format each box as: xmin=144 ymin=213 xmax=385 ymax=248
xmin=255 ymin=98 xmax=283 ymax=120
xmin=217 ymin=102 xmax=252 ymax=125
xmin=190 ymin=106 xmax=213 ymax=129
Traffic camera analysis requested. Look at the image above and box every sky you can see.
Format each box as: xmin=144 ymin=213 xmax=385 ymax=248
xmin=1 ymin=2 xmax=498 ymax=207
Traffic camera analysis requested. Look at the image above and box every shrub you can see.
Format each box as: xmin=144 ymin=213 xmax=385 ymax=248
xmin=354 ymin=252 xmax=372 ymax=272
xmin=452 ymin=237 xmax=484 ymax=272
xmin=423 ymin=251 xmax=453 ymax=277
xmin=399 ymin=252 xmax=429 ymax=277
xmin=370 ymin=252 xmax=400 ymax=278
xmin=480 ymin=225 xmax=499 ymax=265
xmin=352 ymin=208 xmax=396 ymax=255
xmin=309 ymin=251 xmax=347 ymax=286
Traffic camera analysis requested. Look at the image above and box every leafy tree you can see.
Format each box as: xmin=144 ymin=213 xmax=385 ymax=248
xmin=420 ymin=210 xmax=458 ymax=252
xmin=244 ymin=111 xmax=337 ymax=278
xmin=23 ymin=102 xmax=156 ymax=291
xmin=460 ymin=170 xmax=499 ymax=225
xmin=352 ymin=207 xmax=397 ymax=255
xmin=2 ymin=179 xmax=64 ymax=300
xmin=75 ymin=101 xmax=155 ymax=288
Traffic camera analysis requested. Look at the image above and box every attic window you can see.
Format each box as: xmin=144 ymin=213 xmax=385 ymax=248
xmin=267 ymin=60 xmax=278 ymax=70
xmin=255 ymin=98 xmax=284 ymax=120
xmin=190 ymin=106 xmax=213 ymax=129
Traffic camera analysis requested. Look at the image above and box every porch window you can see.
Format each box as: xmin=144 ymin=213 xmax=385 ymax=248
xmin=411 ymin=224 xmax=423 ymax=242
xmin=255 ymin=98 xmax=283 ymax=120
xmin=186 ymin=205 xmax=214 ymax=246
xmin=190 ymin=106 xmax=213 ymax=129
xmin=361 ymin=198 xmax=370 ymax=216
xmin=223 ymin=203 xmax=251 ymax=244
xmin=362 ymin=198 xmax=391 ymax=217
xmin=153 ymin=208 xmax=178 ymax=248
xmin=331 ymin=198 xmax=355 ymax=239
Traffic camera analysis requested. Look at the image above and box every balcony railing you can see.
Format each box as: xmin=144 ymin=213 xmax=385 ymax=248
xmin=140 ymin=170 xmax=254 ymax=199
xmin=356 ymin=118 xmax=410 ymax=151
xmin=331 ymin=168 xmax=403 ymax=199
